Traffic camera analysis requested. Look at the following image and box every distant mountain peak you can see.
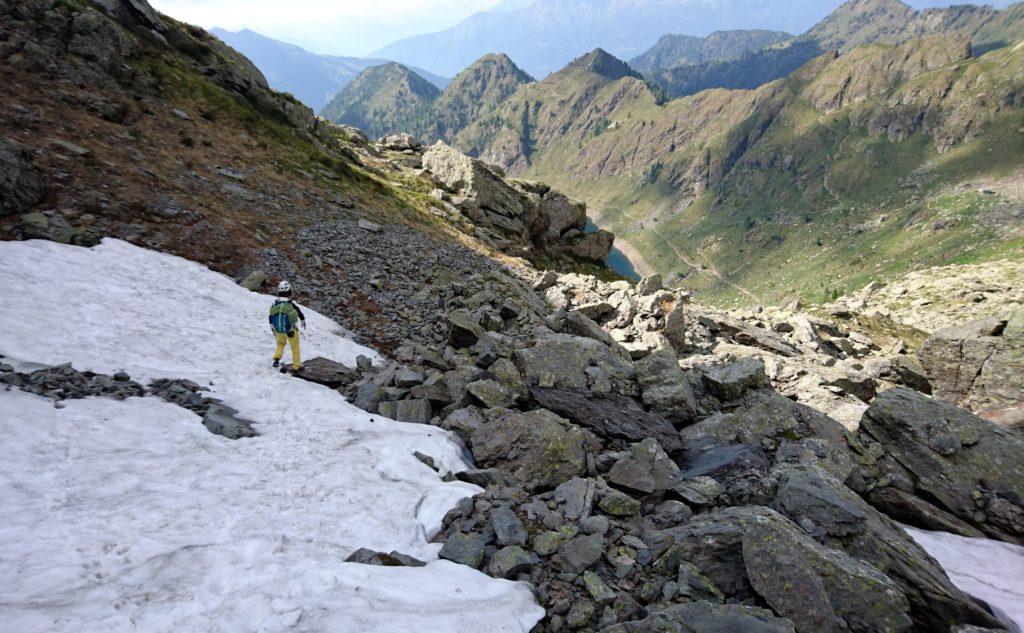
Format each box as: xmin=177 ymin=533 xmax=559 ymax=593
xmin=567 ymin=48 xmax=640 ymax=81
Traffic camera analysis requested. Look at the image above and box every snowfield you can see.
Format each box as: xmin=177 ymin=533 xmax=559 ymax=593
xmin=0 ymin=239 xmax=543 ymax=632
xmin=906 ymin=527 xmax=1024 ymax=632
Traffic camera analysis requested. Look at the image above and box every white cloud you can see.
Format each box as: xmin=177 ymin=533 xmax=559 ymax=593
xmin=150 ymin=0 xmax=501 ymax=55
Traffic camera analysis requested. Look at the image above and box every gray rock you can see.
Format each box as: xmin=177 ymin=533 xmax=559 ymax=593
xmin=440 ymin=407 xmax=485 ymax=444
xmin=466 ymin=379 xmax=516 ymax=408
xmin=345 ymin=548 xmax=426 ymax=567
xmin=438 ymin=531 xmax=487 ymax=568
xmin=293 ymin=357 xmax=358 ymax=389
xmin=357 ymin=218 xmax=382 ymax=232
xmin=598 ymin=489 xmax=641 ymax=516
xmin=859 ymin=388 xmax=1024 ymax=544
xmin=492 ymin=505 xmax=528 ymax=546
xmin=701 ymin=357 xmax=769 ymax=401
xmin=514 ymin=333 xmax=636 ymax=396
xmin=393 ymin=368 xmax=425 ymax=388
xmin=742 ymin=511 xmax=912 ymax=633
xmin=569 ymin=229 xmax=614 ymax=262
xmin=635 ymin=349 xmax=697 ymax=425
xmin=582 ymin=570 xmax=616 ymax=603
xmin=531 ymin=387 xmax=683 ymax=456
xmin=239 ymin=270 xmax=266 ymax=291
xmin=488 ymin=546 xmax=537 ymax=579
xmin=918 ymin=314 xmax=1023 ymax=420
xmin=455 ymin=468 xmax=519 ymax=488
xmin=554 ymin=477 xmax=596 ymax=521
xmin=608 ymin=438 xmax=680 ymax=494
xmin=423 ymin=142 xmax=528 ymax=222
xmin=470 ymin=409 xmax=600 ymax=491
xmin=635 ymin=274 xmax=663 ymax=296
xmin=563 ymin=310 xmax=618 ymax=348
xmin=770 ymin=462 xmax=1003 ymax=631
xmin=448 ymin=309 xmax=484 ymax=348
xmin=202 ymin=404 xmax=258 ymax=439
xmin=673 ymin=476 xmax=725 ymax=507
xmin=0 ymin=137 xmax=44 ymax=216
xmin=559 ymin=533 xmax=605 ymax=573
xmin=378 ymin=399 xmax=432 ymax=424
xmin=602 ymin=600 xmax=796 ymax=633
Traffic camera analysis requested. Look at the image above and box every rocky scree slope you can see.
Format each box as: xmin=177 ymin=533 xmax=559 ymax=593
xmin=300 ymin=261 xmax=1024 ymax=632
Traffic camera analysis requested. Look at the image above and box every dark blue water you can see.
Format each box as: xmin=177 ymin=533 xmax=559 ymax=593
xmin=585 ymin=218 xmax=640 ymax=280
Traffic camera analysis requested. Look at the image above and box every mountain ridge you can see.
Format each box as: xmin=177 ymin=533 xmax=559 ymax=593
xmin=209 ymin=28 xmax=449 ymax=110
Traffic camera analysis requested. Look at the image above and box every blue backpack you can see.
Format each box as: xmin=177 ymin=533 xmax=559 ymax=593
xmin=269 ymin=299 xmax=298 ymax=334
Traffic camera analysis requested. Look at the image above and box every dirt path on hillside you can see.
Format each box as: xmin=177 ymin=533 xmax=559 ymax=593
xmin=650 ymin=225 xmax=761 ymax=303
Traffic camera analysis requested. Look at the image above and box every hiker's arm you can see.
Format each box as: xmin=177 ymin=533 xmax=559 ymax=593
xmin=294 ymin=304 xmax=307 ymax=329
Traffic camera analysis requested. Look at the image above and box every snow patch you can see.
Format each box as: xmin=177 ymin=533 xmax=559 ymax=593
xmin=906 ymin=526 xmax=1024 ymax=632
xmin=0 ymin=239 xmax=543 ymax=631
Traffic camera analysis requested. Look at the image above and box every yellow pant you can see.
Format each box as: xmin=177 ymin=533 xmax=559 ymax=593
xmin=273 ymin=331 xmax=301 ymax=370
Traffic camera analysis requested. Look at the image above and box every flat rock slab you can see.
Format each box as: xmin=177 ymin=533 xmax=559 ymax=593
xmin=292 ymin=357 xmax=359 ymax=389
xmin=531 ymin=387 xmax=684 ymax=456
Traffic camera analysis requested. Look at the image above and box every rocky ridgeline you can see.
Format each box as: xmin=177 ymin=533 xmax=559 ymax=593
xmin=289 ymin=262 xmax=1023 ymax=632
xmin=358 ymin=133 xmax=615 ymax=263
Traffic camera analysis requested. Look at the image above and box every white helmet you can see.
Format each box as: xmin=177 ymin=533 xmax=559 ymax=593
xmin=277 ymin=280 xmax=292 ymax=294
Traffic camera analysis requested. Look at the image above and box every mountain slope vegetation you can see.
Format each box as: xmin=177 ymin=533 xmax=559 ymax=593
xmin=455 ymin=36 xmax=1024 ymax=305
xmin=321 ymin=54 xmax=533 ymax=144
xmin=629 ymin=29 xmax=791 ymax=74
xmin=320 ymin=63 xmax=441 ymax=140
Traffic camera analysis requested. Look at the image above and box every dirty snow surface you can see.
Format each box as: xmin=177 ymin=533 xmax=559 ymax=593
xmin=0 ymin=239 xmax=543 ymax=632
xmin=906 ymin=527 xmax=1024 ymax=631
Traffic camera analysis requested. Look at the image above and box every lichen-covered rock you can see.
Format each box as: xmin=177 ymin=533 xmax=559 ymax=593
xmin=858 ymin=388 xmax=1024 ymax=544
xmin=635 ymin=348 xmax=697 ymax=425
xmin=608 ymin=438 xmax=680 ymax=494
xmin=470 ymin=409 xmax=600 ymax=490
xmin=918 ymin=314 xmax=1023 ymax=424
xmin=488 ymin=545 xmax=537 ymax=578
xmin=438 ymin=531 xmax=487 ymax=568
xmin=701 ymin=357 xmax=769 ymax=401
xmin=514 ymin=333 xmax=636 ymax=396
xmin=0 ymin=137 xmax=44 ymax=216
xmin=603 ymin=600 xmax=797 ymax=633
xmin=598 ymin=489 xmax=641 ymax=516
xmin=531 ymin=387 xmax=683 ymax=455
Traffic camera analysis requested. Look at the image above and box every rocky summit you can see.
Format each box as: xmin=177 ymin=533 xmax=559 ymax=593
xmin=2 ymin=0 xmax=1023 ymax=632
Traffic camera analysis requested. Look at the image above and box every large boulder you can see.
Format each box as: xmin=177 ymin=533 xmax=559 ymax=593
xmin=680 ymin=389 xmax=855 ymax=481
xmin=770 ymin=461 xmax=1004 ymax=630
xmin=514 ymin=333 xmax=636 ymax=396
xmin=0 ymin=137 xmax=44 ymax=216
xmin=530 ymin=387 xmax=683 ymax=455
xmin=470 ymin=409 xmax=600 ymax=491
xmin=858 ymin=388 xmax=1024 ymax=544
xmin=568 ymin=229 xmax=614 ymax=262
xmin=423 ymin=142 xmax=527 ymax=220
xmin=918 ymin=314 xmax=1023 ymax=424
xmin=701 ymin=357 xmax=769 ymax=402
xmin=635 ymin=349 xmax=698 ymax=426
xmin=608 ymin=438 xmax=681 ymax=494
xmin=293 ymin=357 xmax=358 ymax=388
xmin=652 ymin=507 xmax=912 ymax=633
xmin=667 ymin=308 xmax=800 ymax=357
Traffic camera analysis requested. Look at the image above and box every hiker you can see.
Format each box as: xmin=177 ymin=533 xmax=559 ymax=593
xmin=269 ymin=280 xmax=306 ymax=372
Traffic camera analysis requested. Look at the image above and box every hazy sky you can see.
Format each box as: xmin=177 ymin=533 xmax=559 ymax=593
xmin=149 ymin=0 xmax=502 ymax=55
